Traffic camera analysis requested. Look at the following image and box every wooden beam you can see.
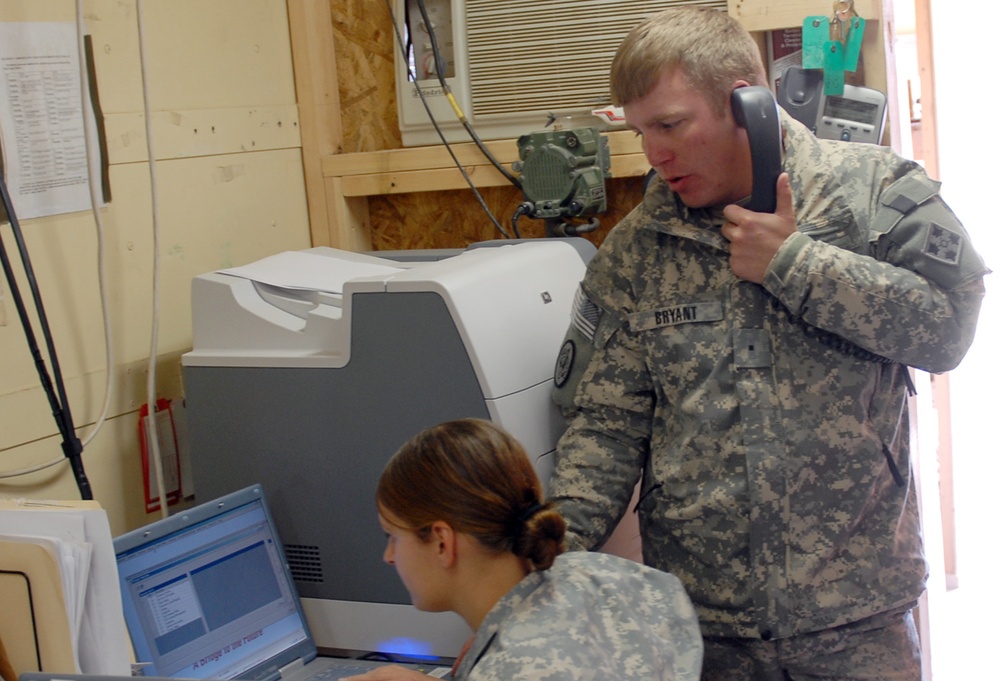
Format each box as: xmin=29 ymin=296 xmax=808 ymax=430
xmin=327 ymin=177 xmax=373 ymax=251
xmin=914 ymin=0 xmax=938 ymax=179
xmin=333 ymin=153 xmax=647 ymax=198
xmin=729 ymin=0 xmax=881 ymax=32
xmin=323 ymin=130 xmax=644 ymax=178
xmin=286 ymin=0 xmax=346 ymax=248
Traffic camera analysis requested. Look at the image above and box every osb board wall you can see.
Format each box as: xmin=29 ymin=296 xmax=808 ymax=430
xmin=365 ymin=182 xmax=647 ymax=251
xmin=331 ymin=1 xmax=399 ymax=153
xmin=330 ymin=0 xmax=645 ymax=251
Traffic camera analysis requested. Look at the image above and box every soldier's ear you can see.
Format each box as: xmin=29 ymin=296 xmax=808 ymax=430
xmin=429 ymin=520 xmax=458 ymax=568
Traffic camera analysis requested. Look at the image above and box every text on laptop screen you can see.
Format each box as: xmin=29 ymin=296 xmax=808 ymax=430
xmin=115 ymin=496 xmax=311 ymax=678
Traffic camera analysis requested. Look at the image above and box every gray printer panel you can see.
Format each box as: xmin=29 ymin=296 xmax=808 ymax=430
xmin=183 ymin=290 xmax=490 ymax=606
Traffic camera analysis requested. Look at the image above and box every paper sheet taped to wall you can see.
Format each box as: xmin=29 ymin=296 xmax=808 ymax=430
xmin=0 ymin=23 xmax=100 ymax=220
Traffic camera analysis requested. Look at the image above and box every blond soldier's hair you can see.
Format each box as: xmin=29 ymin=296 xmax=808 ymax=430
xmin=610 ymin=7 xmax=768 ymax=115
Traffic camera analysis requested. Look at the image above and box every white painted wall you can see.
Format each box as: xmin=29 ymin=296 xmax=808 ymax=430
xmin=0 ymin=0 xmax=312 ymax=535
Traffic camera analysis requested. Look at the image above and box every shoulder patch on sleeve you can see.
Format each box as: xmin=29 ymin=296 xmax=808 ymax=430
xmin=872 ymin=172 xmax=941 ymax=237
xmin=881 ymin=173 xmax=940 ymax=211
xmin=923 ymin=222 xmax=963 ymax=265
xmin=553 ymin=339 xmax=576 ymax=388
xmin=571 ymin=286 xmax=601 ymax=341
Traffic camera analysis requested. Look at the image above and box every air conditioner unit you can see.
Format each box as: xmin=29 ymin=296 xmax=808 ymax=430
xmin=393 ymin=0 xmax=729 ymax=147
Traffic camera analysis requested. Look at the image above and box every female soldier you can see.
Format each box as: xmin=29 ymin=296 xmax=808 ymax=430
xmin=347 ymin=418 xmax=702 ymax=681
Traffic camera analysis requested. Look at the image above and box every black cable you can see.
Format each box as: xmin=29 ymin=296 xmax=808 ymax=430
xmin=0 ymin=171 xmax=93 ymax=500
xmin=511 ymin=203 xmax=530 ymax=239
xmin=418 ymin=0 xmax=449 ymax=92
xmin=413 ymin=0 xmax=523 ymax=192
xmin=387 ymin=0 xmax=512 ymax=239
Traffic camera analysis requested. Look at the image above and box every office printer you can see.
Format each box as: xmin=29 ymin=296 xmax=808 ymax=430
xmin=181 ymin=238 xmax=595 ymax=658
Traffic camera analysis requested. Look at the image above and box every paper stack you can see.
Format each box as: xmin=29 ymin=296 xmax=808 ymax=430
xmin=0 ymin=499 xmax=131 ymax=677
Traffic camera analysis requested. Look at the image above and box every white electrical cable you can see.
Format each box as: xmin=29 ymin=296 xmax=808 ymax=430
xmin=76 ymin=0 xmax=116 ymax=449
xmin=0 ymin=1 xmax=116 ymax=481
xmin=136 ymin=0 xmax=169 ymax=519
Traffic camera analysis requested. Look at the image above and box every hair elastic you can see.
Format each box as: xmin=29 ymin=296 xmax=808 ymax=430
xmin=517 ymin=501 xmax=545 ymax=524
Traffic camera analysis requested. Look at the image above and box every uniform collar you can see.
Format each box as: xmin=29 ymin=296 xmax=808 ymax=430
xmin=452 ymin=569 xmax=545 ymax=678
xmin=639 ymin=180 xmax=731 ymax=251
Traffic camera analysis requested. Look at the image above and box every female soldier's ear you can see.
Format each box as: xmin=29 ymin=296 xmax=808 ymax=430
xmin=430 ymin=520 xmax=458 ymax=567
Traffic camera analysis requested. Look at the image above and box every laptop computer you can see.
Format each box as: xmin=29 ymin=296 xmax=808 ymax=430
xmin=112 ymin=484 xmax=450 ymax=680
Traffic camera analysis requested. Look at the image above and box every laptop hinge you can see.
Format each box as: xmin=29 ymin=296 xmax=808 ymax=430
xmin=278 ymin=659 xmax=305 ymax=679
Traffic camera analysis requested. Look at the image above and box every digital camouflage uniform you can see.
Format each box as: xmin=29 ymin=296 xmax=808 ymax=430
xmin=549 ymin=111 xmax=988 ymax=669
xmin=453 ymin=551 xmax=703 ymax=681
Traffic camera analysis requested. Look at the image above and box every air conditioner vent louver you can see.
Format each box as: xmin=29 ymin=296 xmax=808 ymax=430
xmin=395 ymin=0 xmax=729 ymax=145
xmin=465 ymin=0 xmax=728 ymax=116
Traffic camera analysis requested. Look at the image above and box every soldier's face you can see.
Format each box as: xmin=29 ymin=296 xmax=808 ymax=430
xmin=625 ymin=67 xmax=754 ymax=209
xmin=379 ymin=510 xmax=449 ymax=613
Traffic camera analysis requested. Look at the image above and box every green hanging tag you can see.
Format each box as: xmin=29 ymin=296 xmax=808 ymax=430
xmin=802 ymin=16 xmax=829 ymax=69
xmin=843 ymin=16 xmax=865 ymax=72
xmin=823 ymin=41 xmax=846 ymax=95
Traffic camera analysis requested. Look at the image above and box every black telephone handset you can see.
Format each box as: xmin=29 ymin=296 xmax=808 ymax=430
xmin=730 ymin=86 xmax=782 ymax=213
xmin=730 ymin=86 xmax=897 ymax=372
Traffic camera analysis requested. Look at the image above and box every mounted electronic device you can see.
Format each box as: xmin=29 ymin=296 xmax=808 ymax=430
xmin=511 ymin=126 xmax=612 ymax=237
xmin=777 ymin=65 xmax=887 ymax=144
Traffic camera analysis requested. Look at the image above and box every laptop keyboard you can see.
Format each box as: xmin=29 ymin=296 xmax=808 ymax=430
xmin=312 ymin=659 xmax=451 ymax=680
xmin=311 ymin=662 xmax=384 ymax=680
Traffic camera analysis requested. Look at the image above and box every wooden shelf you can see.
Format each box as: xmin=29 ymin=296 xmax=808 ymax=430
xmin=317 ymin=130 xmax=649 ymax=250
xmin=323 ymin=130 xmax=647 ymax=197
xmin=728 ymin=0 xmax=881 ymax=31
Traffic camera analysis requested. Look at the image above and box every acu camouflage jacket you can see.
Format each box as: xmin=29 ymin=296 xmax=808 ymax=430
xmin=550 ymin=110 xmax=988 ymax=639
xmin=455 ymin=552 xmax=702 ymax=681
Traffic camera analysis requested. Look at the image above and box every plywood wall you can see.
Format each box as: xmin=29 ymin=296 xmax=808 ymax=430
xmin=331 ymin=1 xmax=400 ymax=153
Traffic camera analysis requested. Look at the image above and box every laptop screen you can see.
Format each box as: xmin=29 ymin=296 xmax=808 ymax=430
xmin=114 ymin=485 xmax=317 ymax=679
